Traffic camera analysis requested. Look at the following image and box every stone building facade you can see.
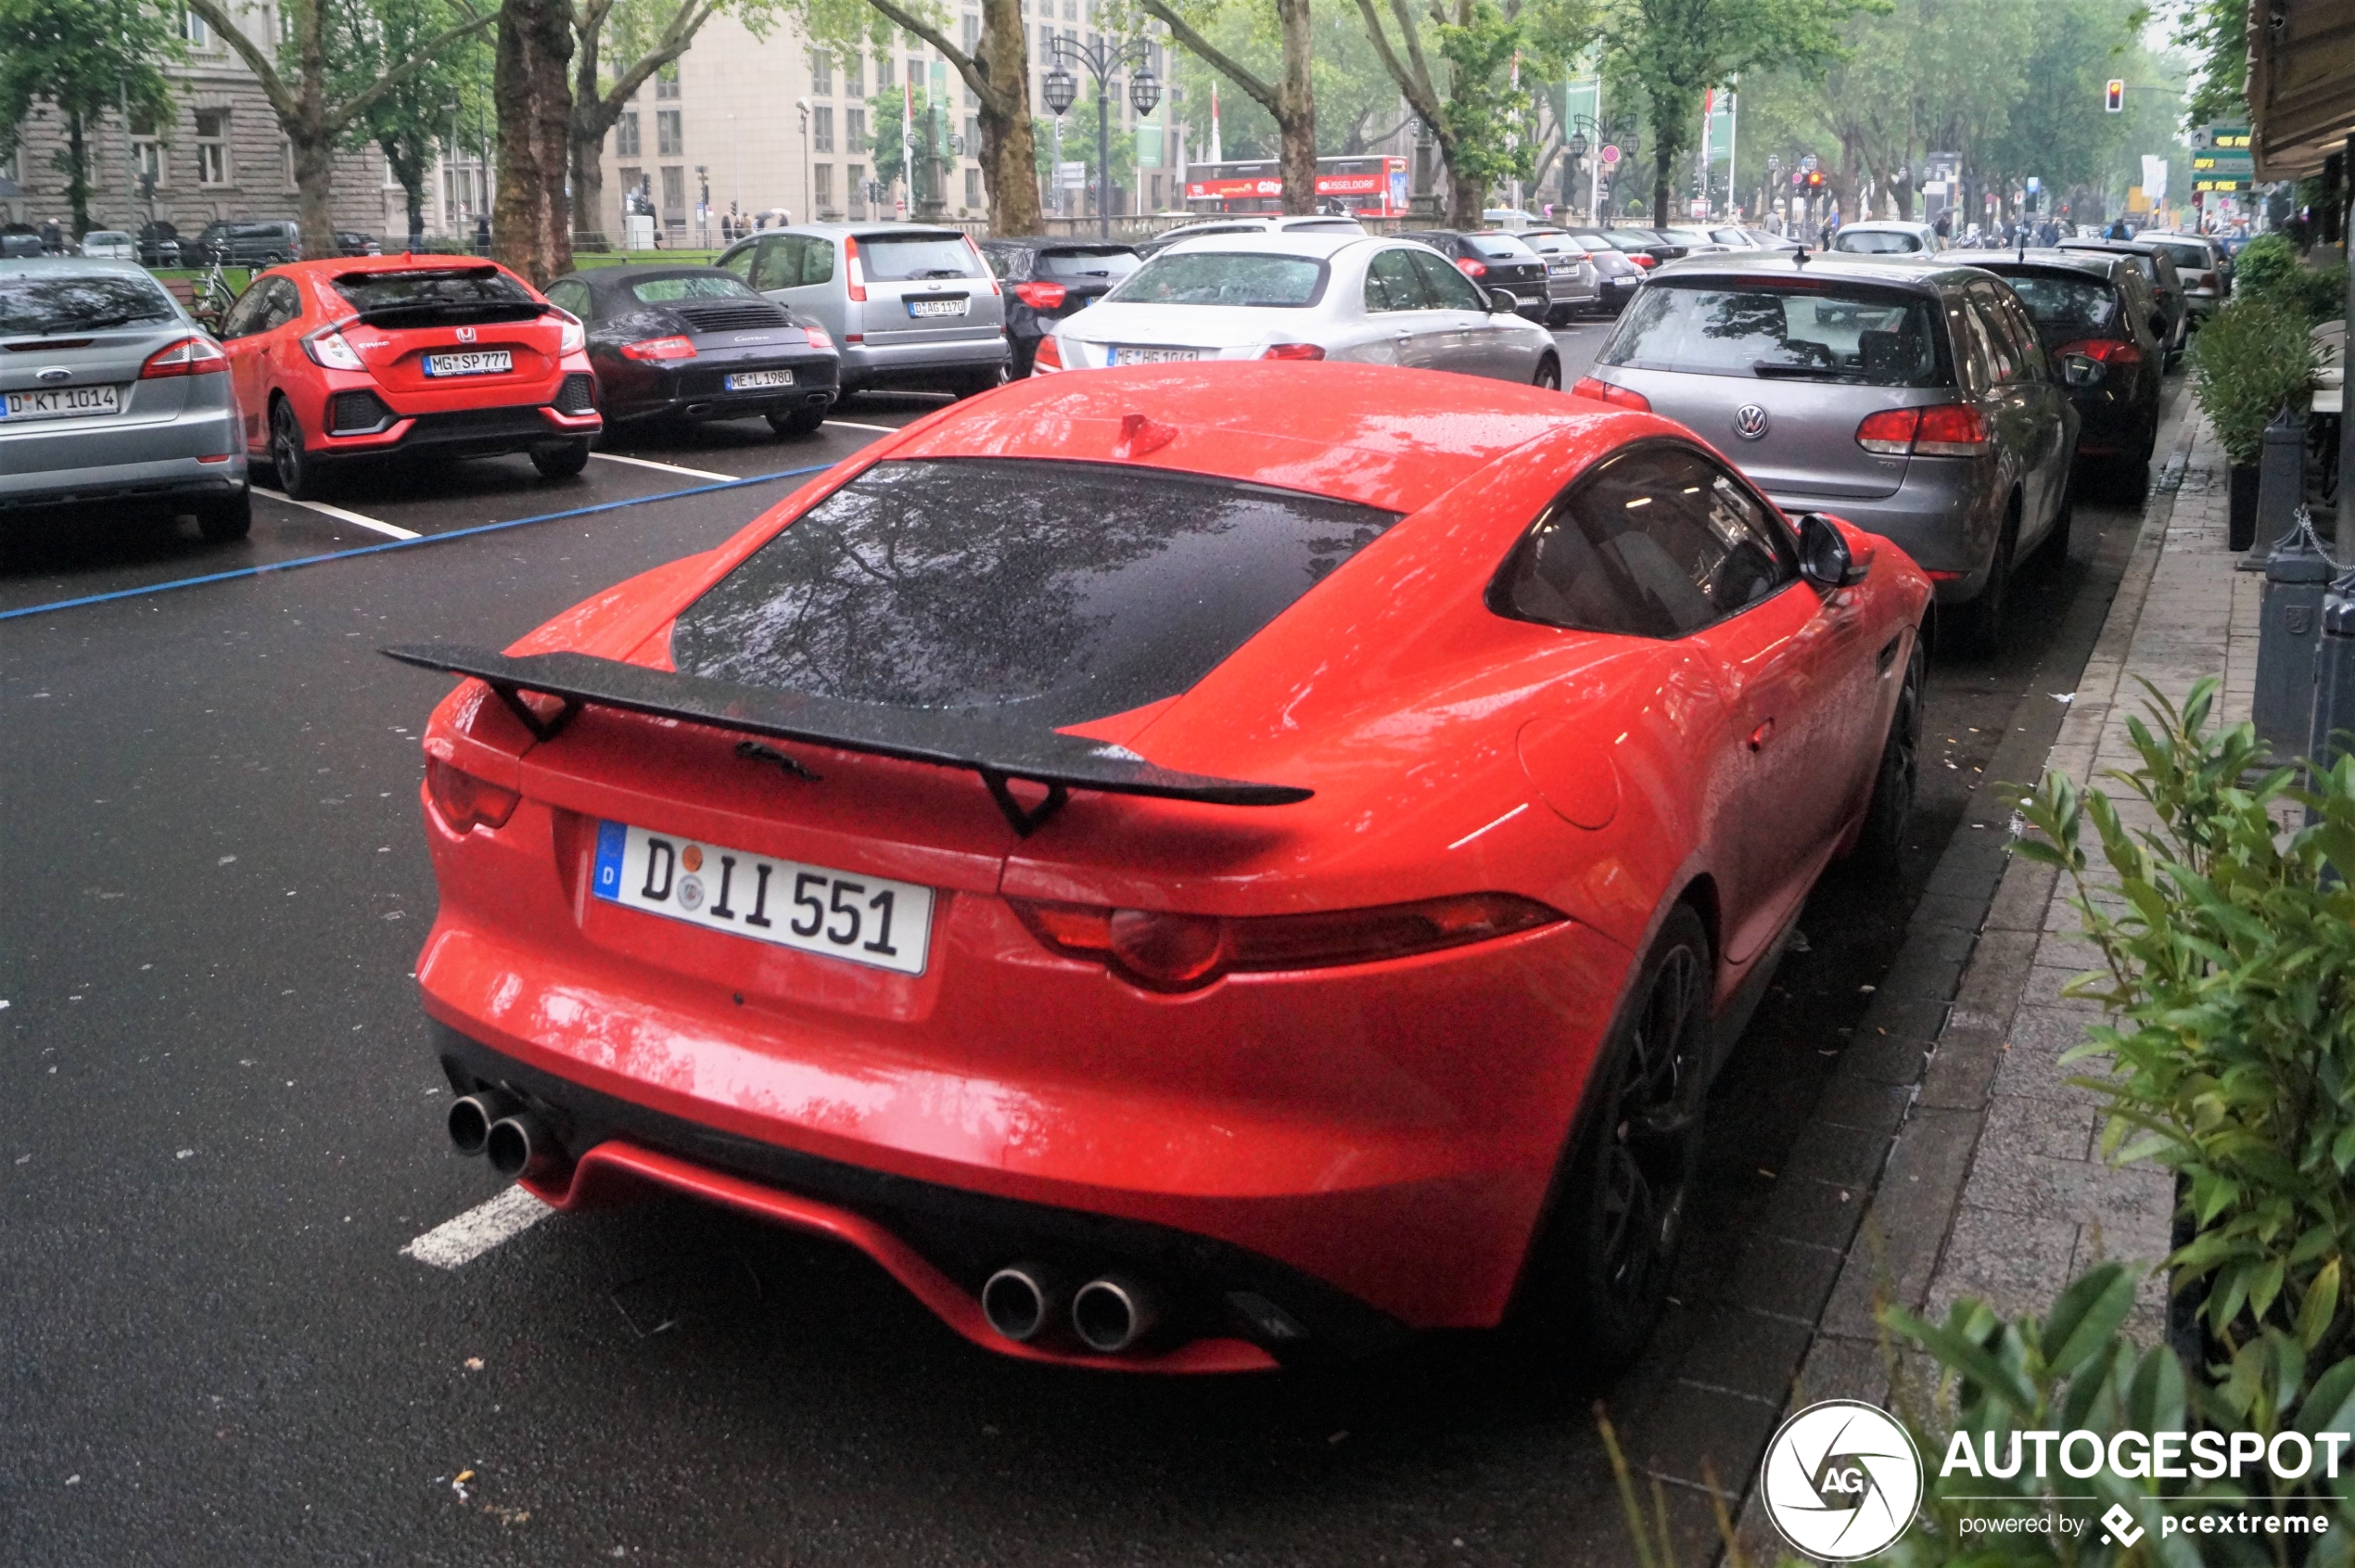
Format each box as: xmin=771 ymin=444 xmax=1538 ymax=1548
xmin=0 ymin=4 xmax=386 ymax=240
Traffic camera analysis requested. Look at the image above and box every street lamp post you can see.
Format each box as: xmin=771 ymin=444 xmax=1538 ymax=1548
xmin=1041 ymin=34 xmax=1159 ymax=238
xmin=795 ymin=98 xmax=810 ymax=224
xmin=1765 ymin=153 xmax=1781 ymax=232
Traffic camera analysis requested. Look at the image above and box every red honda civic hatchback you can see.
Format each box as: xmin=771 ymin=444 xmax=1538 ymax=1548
xmin=218 ymin=253 xmax=601 ymax=498
xmin=394 ymin=363 xmax=1930 ymax=1376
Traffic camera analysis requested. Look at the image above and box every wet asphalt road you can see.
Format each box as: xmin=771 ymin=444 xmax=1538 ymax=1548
xmin=0 ymin=346 xmax=2183 ymax=1566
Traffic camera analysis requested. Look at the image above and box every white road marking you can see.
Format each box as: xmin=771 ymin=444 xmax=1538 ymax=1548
xmin=591 ymin=452 xmax=733 ymax=482
xmin=823 ymin=419 xmax=908 ymax=434
xmin=1448 ymin=801 xmax=1530 ymax=851
xmin=401 ymin=1185 xmax=552 ymax=1268
xmin=251 ymin=487 xmax=419 ymax=541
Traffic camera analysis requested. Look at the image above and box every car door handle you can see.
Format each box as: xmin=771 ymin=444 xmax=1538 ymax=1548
xmin=1748 ymin=719 xmax=1776 ymax=751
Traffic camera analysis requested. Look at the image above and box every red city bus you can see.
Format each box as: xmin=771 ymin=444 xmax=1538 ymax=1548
xmin=1182 ymin=155 xmax=1410 ymax=217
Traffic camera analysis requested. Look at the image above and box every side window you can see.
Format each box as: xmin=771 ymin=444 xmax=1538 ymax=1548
xmin=1491 ymin=444 xmax=1795 ymax=639
xmin=545 ymin=279 xmax=592 ymax=319
xmin=1993 ymin=289 xmax=2045 ymax=380
xmin=1363 ymin=249 xmax=1425 ymax=312
xmin=718 ymin=246 xmax=755 ymax=281
xmin=799 ymin=239 xmax=836 ymax=287
xmin=1947 ymin=298 xmax=1996 ymax=393
xmin=261 ymin=277 xmax=303 ymax=333
xmin=1965 ymin=287 xmax=2024 ymax=384
xmin=1409 ymin=249 xmax=1483 ymax=311
xmin=749 ymin=236 xmax=800 ymax=290
xmin=219 ymin=281 xmax=272 ymax=338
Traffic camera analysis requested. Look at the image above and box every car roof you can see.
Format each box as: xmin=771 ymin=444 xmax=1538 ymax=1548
xmin=0 ymin=256 xmax=158 ymax=279
xmin=1836 ymin=220 xmax=1932 ymax=232
xmin=883 ymin=362 xmax=1626 ymax=516
xmin=1942 ymin=249 xmax=2123 ymax=279
xmin=1647 ymin=252 xmax=1962 ymax=290
xmin=1157 ymin=230 xmax=1383 ymax=259
xmin=980 ymin=236 xmax=1138 ymax=252
xmin=566 ymin=263 xmax=745 ymax=287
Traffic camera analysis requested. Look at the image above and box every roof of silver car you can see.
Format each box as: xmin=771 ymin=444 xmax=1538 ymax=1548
xmin=1647 ymin=251 xmax=1979 ymax=289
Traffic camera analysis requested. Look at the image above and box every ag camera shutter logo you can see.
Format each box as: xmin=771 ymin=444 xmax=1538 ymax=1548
xmin=1760 ymin=1399 xmax=1924 ymax=1560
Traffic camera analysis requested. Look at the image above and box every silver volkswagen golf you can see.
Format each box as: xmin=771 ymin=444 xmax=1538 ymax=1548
xmin=0 ymin=258 xmax=249 ymax=538
xmin=1579 ymin=253 xmax=2077 ymax=653
xmin=717 ymin=224 xmax=1011 ymax=398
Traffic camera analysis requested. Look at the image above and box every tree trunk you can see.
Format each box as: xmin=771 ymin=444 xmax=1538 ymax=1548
xmin=1274 ymin=0 xmax=1316 ymax=215
xmin=494 ymin=0 xmax=574 ymax=284
xmin=292 ymin=125 xmax=339 ymax=256
xmin=63 ymin=112 xmax=90 ymax=238
xmin=974 ymin=0 xmax=1040 ymax=236
xmin=1445 ymin=154 xmax=1483 ymax=228
xmin=569 ymin=21 xmax=610 ymax=248
xmin=1652 ymin=147 xmax=1673 ymax=229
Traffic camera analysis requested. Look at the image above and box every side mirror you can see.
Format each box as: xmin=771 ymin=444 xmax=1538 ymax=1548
xmin=2060 ymin=352 xmax=2105 ymax=387
xmin=1798 ymin=512 xmax=1869 ymax=588
xmin=1487 ymin=287 xmax=1519 ymax=314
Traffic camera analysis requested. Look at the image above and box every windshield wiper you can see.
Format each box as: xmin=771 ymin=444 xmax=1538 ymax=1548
xmin=62 ymin=312 xmax=167 ymax=331
xmin=1751 ymin=359 xmax=1860 ymax=378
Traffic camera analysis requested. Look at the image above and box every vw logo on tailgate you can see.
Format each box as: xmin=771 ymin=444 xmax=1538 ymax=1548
xmin=1734 ymin=403 xmax=1770 ymax=440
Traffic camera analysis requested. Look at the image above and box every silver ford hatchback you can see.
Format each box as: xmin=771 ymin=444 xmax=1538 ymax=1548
xmin=1581 ymin=254 xmax=2077 ymax=654
xmin=718 ymin=224 xmax=1011 ymax=398
xmin=0 ymin=259 xmax=249 ymax=539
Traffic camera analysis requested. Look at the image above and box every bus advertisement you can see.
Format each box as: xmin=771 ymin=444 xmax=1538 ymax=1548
xmin=1182 ymin=155 xmax=1411 ymax=216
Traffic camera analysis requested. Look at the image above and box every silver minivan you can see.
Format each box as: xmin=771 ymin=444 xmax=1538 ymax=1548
xmin=0 ymin=258 xmax=249 ymax=539
xmin=717 ymin=224 xmax=1010 ymax=397
xmin=1582 ymin=254 xmax=2077 ymax=653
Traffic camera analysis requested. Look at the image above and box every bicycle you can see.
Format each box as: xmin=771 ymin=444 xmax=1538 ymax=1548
xmin=190 ymin=260 xmax=236 ymax=333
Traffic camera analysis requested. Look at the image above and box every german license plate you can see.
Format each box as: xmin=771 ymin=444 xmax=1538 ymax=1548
xmin=1110 ymin=346 xmax=1200 ymax=364
xmin=0 ymin=384 xmax=120 ymax=420
xmin=906 ymin=297 xmax=968 ymax=318
xmin=725 ymin=368 xmax=795 ymax=389
xmin=422 ymin=350 xmax=512 ymax=377
xmin=592 ymin=821 xmax=933 ymax=976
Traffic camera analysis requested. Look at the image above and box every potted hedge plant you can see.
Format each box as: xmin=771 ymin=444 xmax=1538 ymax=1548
xmin=2187 ymin=296 xmax=2318 ymax=547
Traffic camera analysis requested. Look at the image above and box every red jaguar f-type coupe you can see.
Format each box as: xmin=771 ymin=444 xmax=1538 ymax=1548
xmin=394 ymin=363 xmax=1929 ymax=1375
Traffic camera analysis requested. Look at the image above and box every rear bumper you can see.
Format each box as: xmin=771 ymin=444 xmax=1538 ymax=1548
xmin=600 ymin=355 xmax=839 ymax=425
xmin=0 ymin=452 xmax=247 ymax=514
xmin=1768 ymin=459 xmax=1999 ymax=600
xmin=841 ymin=334 xmax=1012 ymax=390
xmin=314 ymin=401 xmax=601 ymax=459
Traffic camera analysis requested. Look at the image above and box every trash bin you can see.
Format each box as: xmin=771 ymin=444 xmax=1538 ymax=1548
xmin=2255 ymin=523 xmax=2335 ymax=755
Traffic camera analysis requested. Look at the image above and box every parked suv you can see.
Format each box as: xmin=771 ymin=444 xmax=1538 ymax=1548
xmin=187 ymin=219 xmax=303 ymax=267
xmin=2058 ymin=237 xmax=2189 ymax=363
xmin=1394 ymin=230 xmax=1550 ymax=319
xmin=2139 ymin=232 xmax=2230 ymax=325
xmin=718 ymin=224 xmax=1010 ymax=397
xmin=1512 ymin=227 xmax=1603 ymax=324
xmin=1579 ymin=253 xmax=2077 ymax=654
xmin=977 ymin=237 xmax=1141 ymax=375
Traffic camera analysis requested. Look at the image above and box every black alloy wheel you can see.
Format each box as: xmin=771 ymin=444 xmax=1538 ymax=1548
xmin=768 ymin=404 xmax=828 ymax=437
xmin=269 ymin=398 xmax=319 ymax=501
xmin=1850 ymin=635 xmax=1924 ymax=874
xmin=1516 ymin=904 xmax=1712 ymax=1383
xmin=530 ymin=438 xmax=592 ymax=479
xmin=1955 ymin=504 xmax=2018 ymax=659
xmin=193 ymin=488 xmax=253 ymax=543
xmin=1533 ymin=355 xmax=1562 ymax=392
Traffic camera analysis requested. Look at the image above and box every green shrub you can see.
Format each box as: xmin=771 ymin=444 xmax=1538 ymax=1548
xmin=2187 ymin=298 xmax=2321 ymax=465
xmin=2233 ymin=231 xmax=2348 ymax=327
xmin=2017 ymin=679 xmax=2355 ymax=1366
xmin=2234 ymin=232 xmax=2302 ymax=298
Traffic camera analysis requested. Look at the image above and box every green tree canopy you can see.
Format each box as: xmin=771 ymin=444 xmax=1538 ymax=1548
xmin=0 ymin=0 xmax=181 ymax=237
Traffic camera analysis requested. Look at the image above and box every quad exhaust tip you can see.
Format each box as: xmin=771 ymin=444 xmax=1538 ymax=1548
xmin=446 ymin=1090 xmax=520 ymax=1157
xmin=484 ymin=1111 xmax=558 ymax=1181
xmin=981 ymin=1264 xmax=1065 ymax=1344
xmin=1071 ymin=1275 xmax=1158 ymax=1355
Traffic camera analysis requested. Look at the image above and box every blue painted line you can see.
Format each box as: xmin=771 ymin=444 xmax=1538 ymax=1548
xmin=0 ymin=463 xmax=833 ymax=624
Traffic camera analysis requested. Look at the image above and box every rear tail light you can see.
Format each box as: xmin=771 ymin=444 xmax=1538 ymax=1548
xmin=555 ymin=312 xmax=586 ymax=354
xmin=2056 ymin=337 xmax=2140 ymax=367
xmin=803 ymin=325 xmax=834 ymax=351
xmin=1854 ymin=403 xmax=1988 ymax=456
xmin=425 ymin=758 xmax=519 ymax=834
xmin=1261 ymin=342 xmax=1325 ymax=361
xmin=1032 ymin=334 xmax=1064 ymax=371
xmin=1457 ymin=257 xmax=1489 ymax=278
xmin=140 ymin=334 xmax=228 ymax=377
xmin=619 ymin=335 xmax=696 ymax=361
xmin=1571 ymin=376 xmax=1649 ymax=412
xmin=299 ymin=325 xmax=366 ymax=371
xmin=1631 ymin=254 xmax=1659 ymax=268
xmin=964 ymin=234 xmax=1000 ymax=295
xmin=845 ymin=236 xmax=868 ymax=302
xmin=1013 ymin=280 xmax=1069 ymax=310
xmin=1010 ymin=891 xmax=1563 ymax=991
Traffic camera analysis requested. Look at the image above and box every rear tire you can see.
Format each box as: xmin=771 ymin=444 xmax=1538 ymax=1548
xmin=2037 ymin=477 xmax=2074 ymax=567
xmin=194 ymin=489 xmax=252 ymax=542
xmin=953 ymin=364 xmax=1011 ymax=399
xmin=1533 ymin=355 xmax=1561 ymax=392
xmin=1513 ymin=905 xmax=1712 ymax=1385
xmin=530 ymin=439 xmax=592 ymax=479
xmin=1954 ymin=506 xmax=2018 ymax=659
xmin=268 ymin=398 xmax=322 ymax=501
xmin=1849 ymin=635 xmax=1924 ymax=874
xmin=767 ymin=404 xmax=828 ymax=437
xmin=1545 ymin=302 xmax=1571 ymax=328
xmin=2108 ymin=455 xmax=2150 ymax=506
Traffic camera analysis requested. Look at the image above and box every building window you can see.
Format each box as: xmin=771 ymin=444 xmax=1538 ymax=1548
xmin=878 ymin=56 xmax=894 ymax=89
xmin=194 ymin=109 xmax=228 ymax=185
xmin=660 ymin=164 xmax=685 ymax=220
xmin=965 ymin=115 xmax=978 ymax=151
xmin=656 ymin=108 xmax=681 ymax=157
xmin=181 ymin=8 xmax=210 ymax=46
xmin=811 ymin=105 xmax=834 ymax=153
xmin=846 ymin=55 xmax=863 ymax=96
xmin=810 ymin=51 xmax=833 ymax=94
xmin=815 ymin=163 xmax=834 ymax=211
xmin=656 ymin=62 xmax=681 ymax=99
xmin=281 ymin=137 xmax=295 ymax=188
xmin=1063 ymin=0 xmax=1075 ymax=19
xmin=962 ymin=13 xmax=979 ymax=48
xmin=129 ymin=115 xmax=163 ymax=185
xmin=848 ymin=162 xmax=867 ymax=216
xmin=964 ymin=167 xmax=981 ymax=206
xmin=846 ymin=108 xmax=866 ymax=152
xmin=1151 ymin=172 xmax=1164 ymax=209
xmin=616 ymin=111 xmax=640 ymax=157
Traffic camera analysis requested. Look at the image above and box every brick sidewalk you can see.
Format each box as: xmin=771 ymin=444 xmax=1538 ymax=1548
xmin=1725 ymin=407 xmax=2263 ymax=1558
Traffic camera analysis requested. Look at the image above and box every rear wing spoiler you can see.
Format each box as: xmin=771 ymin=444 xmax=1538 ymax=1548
xmin=382 ymin=644 xmax=1310 ymax=837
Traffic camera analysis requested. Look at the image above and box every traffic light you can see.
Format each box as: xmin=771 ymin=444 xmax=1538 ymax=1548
xmin=1805 ymin=169 xmax=1825 ymax=190
xmin=2104 ymin=79 xmax=2124 ymax=113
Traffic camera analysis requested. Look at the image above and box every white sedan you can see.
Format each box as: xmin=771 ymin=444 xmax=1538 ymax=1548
xmin=1033 ymin=233 xmax=1563 ymax=389
xmin=1828 ymin=221 xmax=1944 ymax=255
xmin=79 ymin=230 xmax=137 ymax=260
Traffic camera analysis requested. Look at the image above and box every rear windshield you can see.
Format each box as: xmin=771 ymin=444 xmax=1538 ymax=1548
xmin=858 ymin=234 xmax=979 ymax=281
xmin=630 ymin=274 xmax=762 ymax=304
xmin=1832 ymin=229 xmax=1924 ymax=253
xmin=670 ymin=459 xmax=1399 ymax=725
xmin=1601 ymin=281 xmax=1947 ymax=385
xmin=2153 ymin=240 xmax=2209 ymax=271
xmin=0 ymin=273 xmax=178 ymax=336
xmin=332 ymin=267 xmax=540 ymax=324
xmin=1599 ymin=233 xmax=1656 ymax=252
xmin=1037 ymin=248 xmax=1141 ymax=281
xmin=1108 ymin=252 xmax=1328 ymax=308
xmin=1465 ymin=234 xmax=1536 ymax=260
xmin=1998 ymin=273 xmax=2117 ymax=335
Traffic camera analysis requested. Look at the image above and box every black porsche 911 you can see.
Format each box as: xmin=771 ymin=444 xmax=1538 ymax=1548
xmin=542 ymin=264 xmax=840 ymax=436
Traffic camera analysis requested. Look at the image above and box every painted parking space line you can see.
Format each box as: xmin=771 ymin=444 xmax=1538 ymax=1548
xmin=252 ymin=487 xmax=421 ymax=541
xmin=592 ymin=452 xmax=734 ymax=482
xmin=824 ymin=420 xmax=910 ymax=435
xmin=0 ymin=463 xmax=831 ymax=623
xmin=401 ymin=1186 xmax=552 ymax=1269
